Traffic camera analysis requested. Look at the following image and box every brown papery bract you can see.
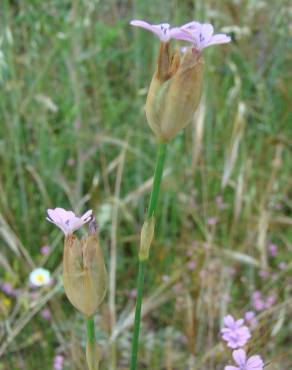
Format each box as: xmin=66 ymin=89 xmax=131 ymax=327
xmin=145 ymin=44 xmax=204 ymax=142
xmin=63 ymin=234 xmax=107 ymax=317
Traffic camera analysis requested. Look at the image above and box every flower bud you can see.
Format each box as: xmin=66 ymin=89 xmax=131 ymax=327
xmin=145 ymin=44 xmax=204 ymax=141
xmin=63 ymin=232 xmax=107 ymax=317
xmin=139 ymin=216 xmax=155 ymax=261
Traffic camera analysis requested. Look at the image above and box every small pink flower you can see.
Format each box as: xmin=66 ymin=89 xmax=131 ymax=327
xmin=54 ymin=355 xmax=64 ymax=370
xmin=258 ymin=270 xmax=269 ymax=279
xmin=1 ymin=282 xmax=14 ymax=295
xmin=128 ymin=289 xmax=137 ymax=298
xmin=221 ymin=315 xmax=251 ymax=349
xmin=130 ymin=20 xmax=185 ymax=42
xmin=265 ymin=295 xmax=276 ymax=308
xmin=177 ymin=21 xmax=231 ymax=50
xmin=278 ymin=261 xmax=286 ymax=270
xmin=244 ymin=311 xmax=255 ymax=322
xmin=187 ymin=261 xmax=196 ymax=270
xmin=40 ymin=245 xmax=50 ymax=255
xmin=225 ymin=349 xmax=264 ymax=370
xmin=46 ymin=208 xmax=92 ymax=235
xmin=207 ymin=216 xmax=218 ymax=226
xmin=40 ymin=308 xmax=51 ymax=321
xmin=268 ymin=243 xmax=278 ymax=257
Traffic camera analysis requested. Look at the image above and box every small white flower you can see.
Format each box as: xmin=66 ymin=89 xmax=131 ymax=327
xmin=29 ymin=268 xmax=51 ymax=287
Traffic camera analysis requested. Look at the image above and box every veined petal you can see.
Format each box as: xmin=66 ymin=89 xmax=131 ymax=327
xmin=130 ymin=20 xmax=172 ymax=42
xmin=206 ymin=34 xmax=231 ymax=47
xmin=233 ymin=349 xmax=246 ymax=367
xmin=199 ymin=23 xmax=214 ymax=47
xmin=246 ymin=355 xmax=264 ymax=369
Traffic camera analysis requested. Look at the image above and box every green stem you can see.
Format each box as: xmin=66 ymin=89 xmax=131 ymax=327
xmin=130 ymin=142 xmax=167 ymax=370
xmin=86 ymin=317 xmax=95 ymax=345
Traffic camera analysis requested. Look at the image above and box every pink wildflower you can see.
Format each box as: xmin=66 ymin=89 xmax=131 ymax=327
xmin=187 ymin=261 xmax=196 ymax=270
xmin=221 ymin=315 xmax=251 ymax=349
xmin=177 ymin=21 xmax=231 ymax=50
xmin=40 ymin=245 xmax=50 ymax=255
xmin=40 ymin=308 xmax=51 ymax=321
xmin=53 ymin=355 xmax=64 ymax=370
xmin=46 ymin=208 xmax=92 ymax=235
xmin=207 ymin=216 xmax=218 ymax=226
xmin=278 ymin=261 xmax=286 ymax=270
xmin=225 ymin=349 xmax=264 ymax=370
xmin=1 ymin=282 xmax=14 ymax=295
xmin=268 ymin=243 xmax=278 ymax=257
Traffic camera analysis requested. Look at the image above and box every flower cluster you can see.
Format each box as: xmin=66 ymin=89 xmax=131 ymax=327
xmin=222 ymin=314 xmax=264 ymax=370
xmin=221 ymin=315 xmax=251 ymax=349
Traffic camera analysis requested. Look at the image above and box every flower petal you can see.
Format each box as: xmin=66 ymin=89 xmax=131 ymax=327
xmin=246 ymin=355 xmax=264 ymax=369
xmin=233 ymin=349 xmax=246 ymax=367
xmin=206 ymin=34 xmax=231 ymax=47
xmin=224 ymin=367 xmax=239 ymax=370
xmin=224 ymin=315 xmax=235 ymax=327
xmin=130 ymin=20 xmax=171 ymax=42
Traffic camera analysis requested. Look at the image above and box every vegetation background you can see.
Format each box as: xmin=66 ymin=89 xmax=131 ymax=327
xmin=0 ymin=0 xmax=291 ymax=369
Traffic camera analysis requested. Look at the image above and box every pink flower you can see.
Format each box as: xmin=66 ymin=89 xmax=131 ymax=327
xmin=40 ymin=308 xmax=52 ymax=320
xmin=207 ymin=216 xmax=218 ymax=225
xmin=40 ymin=245 xmax=50 ymax=255
xmin=244 ymin=311 xmax=255 ymax=322
xmin=221 ymin=315 xmax=251 ymax=349
xmin=176 ymin=21 xmax=231 ymax=50
xmin=54 ymin=355 xmax=64 ymax=370
xmin=225 ymin=349 xmax=264 ymax=370
xmin=130 ymin=20 xmax=185 ymax=42
xmin=187 ymin=261 xmax=196 ymax=270
xmin=1 ymin=282 xmax=14 ymax=295
xmin=268 ymin=243 xmax=278 ymax=257
xmin=278 ymin=261 xmax=286 ymax=270
xmin=46 ymin=208 xmax=92 ymax=235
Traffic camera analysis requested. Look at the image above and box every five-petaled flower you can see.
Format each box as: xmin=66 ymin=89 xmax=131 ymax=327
xmin=221 ymin=315 xmax=251 ymax=349
xmin=47 ymin=208 xmax=92 ymax=236
xmin=177 ymin=21 xmax=231 ymax=50
xmin=29 ymin=268 xmax=51 ymax=287
xmin=225 ymin=349 xmax=264 ymax=370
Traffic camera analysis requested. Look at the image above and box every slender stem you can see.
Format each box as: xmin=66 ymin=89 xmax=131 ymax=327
xmin=130 ymin=142 xmax=167 ymax=370
xmin=86 ymin=317 xmax=95 ymax=345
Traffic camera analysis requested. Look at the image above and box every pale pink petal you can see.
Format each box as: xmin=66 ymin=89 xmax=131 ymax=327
xmin=224 ymin=315 xmax=235 ymax=327
xmin=81 ymin=209 xmax=93 ymax=222
xmin=46 ymin=208 xmax=92 ymax=235
xmin=46 ymin=217 xmax=69 ymax=235
xmin=233 ymin=349 xmax=246 ymax=367
xmin=224 ymin=367 xmax=239 ymax=370
xmin=181 ymin=21 xmax=201 ymax=30
xmin=130 ymin=20 xmax=171 ymax=42
xmin=206 ymin=34 xmax=231 ymax=47
xmin=199 ymin=23 xmax=214 ymax=46
xmin=236 ymin=318 xmax=244 ymax=327
xmin=246 ymin=355 xmax=264 ymax=369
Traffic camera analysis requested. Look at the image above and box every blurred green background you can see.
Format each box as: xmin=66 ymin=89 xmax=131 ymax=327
xmin=0 ymin=0 xmax=291 ymax=369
